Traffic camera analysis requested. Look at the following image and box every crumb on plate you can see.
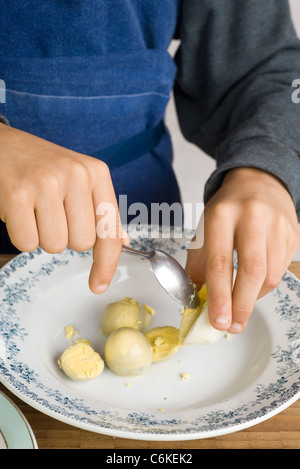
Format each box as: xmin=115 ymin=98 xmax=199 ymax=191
xmin=64 ymin=325 xmax=78 ymax=340
xmin=180 ymin=372 xmax=190 ymax=381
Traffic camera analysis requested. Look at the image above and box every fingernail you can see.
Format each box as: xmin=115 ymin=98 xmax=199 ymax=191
xmin=215 ymin=316 xmax=230 ymax=325
xmin=230 ymin=322 xmax=243 ymax=331
xmin=95 ymin=283 xmax=109 ymax=293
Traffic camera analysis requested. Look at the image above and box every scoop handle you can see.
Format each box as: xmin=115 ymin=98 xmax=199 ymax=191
xmin=121 ymin=244 xmax=155 ymax=260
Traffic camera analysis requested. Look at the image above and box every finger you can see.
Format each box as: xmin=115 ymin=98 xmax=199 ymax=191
xmin=5 ymin=199 xmax=39 ymax=252
xmin=258 ymin=226 xmax=286 ymax=299
xmin=64 ymin=183 xmax=96 ymax=252
xmin=122 ymin=227 xmax=131 ymax=246
xmin=88 ymin=162 xmax=122 ymax=294
xmin=89 ymin=234 xmax=122 ymax=294
xmin=185 ymin=212 xmax=205 ymax=290
xmin=185 ymin=245 xmax=206 ymax=291
xmin=230 ymin=220 xmax=267 ymax=333
xmin=204 ymin=208 xmax=235 ymax=331
xmin=284 ymin=224 xmax=300 ymax=269
xmin=259 ymin=221 xmax=299 ymax=298
xmin=35 ymin=195 xmax=68 ymax=253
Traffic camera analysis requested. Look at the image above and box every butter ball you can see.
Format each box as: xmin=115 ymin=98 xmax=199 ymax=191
xmin=58 ymin=342 xmax=104 ymax=381
xmin=104 ymin=327 xmax=153 ymax=376
xmin=100 ymin=297 xmax=153 ymax=337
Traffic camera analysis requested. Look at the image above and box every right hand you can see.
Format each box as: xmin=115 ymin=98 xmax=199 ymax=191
xmin=0 ymin=123 xmax=128 ymax=293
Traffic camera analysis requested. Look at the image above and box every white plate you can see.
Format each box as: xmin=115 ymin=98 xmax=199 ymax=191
xmin=0 ymin=391 xmax=37 ymax=449
xmin=0 ymin=226 xmax=299 ymax=441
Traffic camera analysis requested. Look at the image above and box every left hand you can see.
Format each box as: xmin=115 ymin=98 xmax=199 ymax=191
xmin=185 ymin=167 xmax=300 ymax=334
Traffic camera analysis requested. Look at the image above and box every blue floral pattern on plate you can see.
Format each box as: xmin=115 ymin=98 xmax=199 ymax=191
xmin=0 ymin=226 xmax=299 ymax=440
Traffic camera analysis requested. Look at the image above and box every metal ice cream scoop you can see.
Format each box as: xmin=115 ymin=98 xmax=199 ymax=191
xmin=121 ymin=244 xmax=200 ymax=309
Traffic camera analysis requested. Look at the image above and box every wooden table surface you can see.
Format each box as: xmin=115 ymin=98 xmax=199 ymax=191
xmin=0 ymin=254 xmax=299 ymax=450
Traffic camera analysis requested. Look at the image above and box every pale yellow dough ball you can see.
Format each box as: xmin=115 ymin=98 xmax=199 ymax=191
xmin=104 ymin=327 xmax=153 ymax=376
xmin=100 ymin=297 xmax=153 ymax=336
xmin=58 ymin=342 xmax=104 ymax=381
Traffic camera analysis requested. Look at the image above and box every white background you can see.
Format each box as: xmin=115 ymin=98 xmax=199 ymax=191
xmin=166 ymin=0 xmax=300 ymax=260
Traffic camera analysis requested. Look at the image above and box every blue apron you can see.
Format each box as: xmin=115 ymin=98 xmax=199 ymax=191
xmin=0 ymin=0 xmax=181 ymax=253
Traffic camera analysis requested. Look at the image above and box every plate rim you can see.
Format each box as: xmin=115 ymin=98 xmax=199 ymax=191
xmin=0 ymin=231 xmax=299 ymax=441
xmin=0 ymin=375 xmax=299 ymax=441
xmin=0 ymin=389 xmax=38 ymax=448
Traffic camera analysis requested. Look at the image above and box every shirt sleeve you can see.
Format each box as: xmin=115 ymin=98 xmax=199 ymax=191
xmin=0 ymin=114 xmax=9 ymax=125
xmin=174 ymin=0 xmax=300 ymax=219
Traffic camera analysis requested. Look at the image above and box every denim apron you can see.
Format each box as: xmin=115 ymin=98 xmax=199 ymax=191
xmin=0 ymin=0 xmax=181 ymax=253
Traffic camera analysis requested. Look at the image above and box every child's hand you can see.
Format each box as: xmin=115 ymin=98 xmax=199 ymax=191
xmin=0 ymin=123 xmax=127 ymax=294
xmin=185 ymin=167 xmax=300 ymax=334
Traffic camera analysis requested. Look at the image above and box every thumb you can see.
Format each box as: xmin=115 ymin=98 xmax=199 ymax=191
xmin=185 ymin=209 xmax=206 ymax=290
xmin=185 ymin=245 xmax=206 ymax=291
